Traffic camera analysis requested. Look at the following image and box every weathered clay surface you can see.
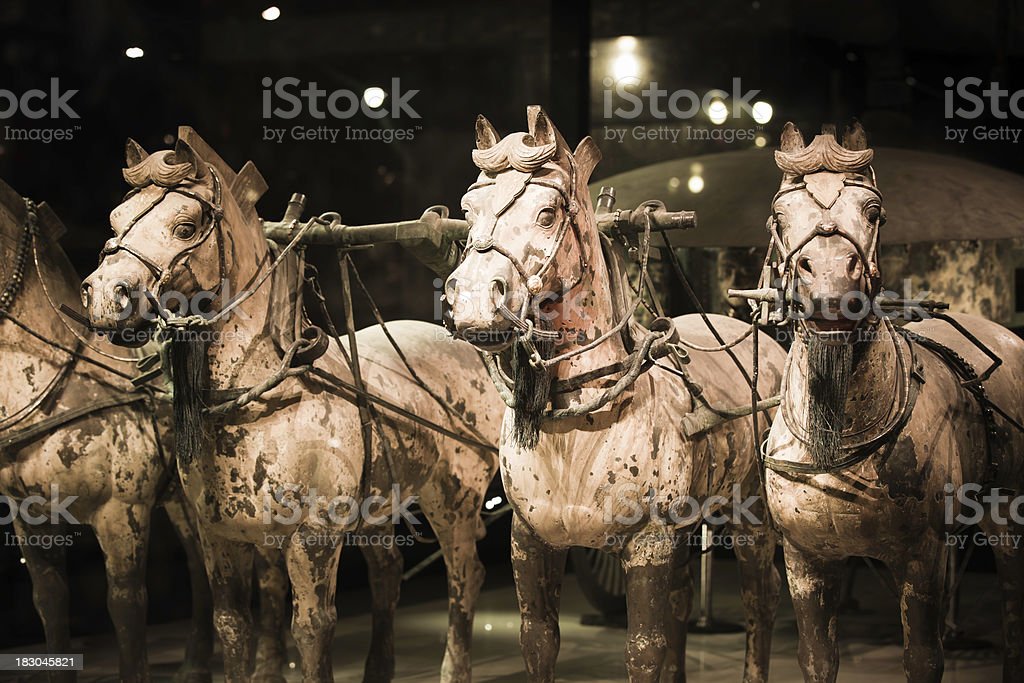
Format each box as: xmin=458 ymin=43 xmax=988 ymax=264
xmin=0 ymin=180 xmax=212 ymax=683
xmin=446 ymin=107 xmax=786 ymax=682
xmin=81 ymin=130 xmax=503 ymax=682
xmin=764 ymin=122 xmax=1024 ymax=683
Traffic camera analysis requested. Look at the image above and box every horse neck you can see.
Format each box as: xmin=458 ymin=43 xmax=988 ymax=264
xmin=0 ymin=228 xmax=80 ymax=356
xmin=549 ymin=221 xmax=627 ymax=380
xmin=202 ymin=209 xmax=278 ymax=389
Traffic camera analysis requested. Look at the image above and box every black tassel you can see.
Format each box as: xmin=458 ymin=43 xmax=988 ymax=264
xmin=805 ymin=334 xmax=854 ymax=470
xmin=509 ymin=330 xmax=555 ymax=450
xmin=168 ymin=327 xmax=210 ymax=466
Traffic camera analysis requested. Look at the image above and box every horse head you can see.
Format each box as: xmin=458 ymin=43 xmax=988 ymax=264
xmin=771 ymin=120 xmax=884 ymax=337
xmin=82 ymin=128 xmax=264 ymax=346
xmin=444 ymin=105 xmax=602 ymax=352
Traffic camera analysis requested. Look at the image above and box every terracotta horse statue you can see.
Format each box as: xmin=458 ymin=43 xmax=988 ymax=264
xmin=759 ymin=121 xmax=1024 ymax=682
xmin=444 ymin=106 xmax=787 ymax=682
xmin=80 ymin=127 xmax=504 ymax=682
xmin=0 ymin=177 xmax=213 ymax=682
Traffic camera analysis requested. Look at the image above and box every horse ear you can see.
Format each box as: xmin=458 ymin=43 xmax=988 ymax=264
xmin=573 ymin=136 xmax=602 ymax=185
xmin=172 ymin=138 xmax=204 ymax=177
xmin=475 ymin=115 xmax=500 ymax=150
xmin=843 ymin=119 xmax=868 ymax=150
xmin=527 ymin=105 xmax=560 ymax=147
xmin=779 ymin=122 xmax=805 ymax=152
xmin=821 ymin=123 xmax=838 ymax=140
xmin=125 ymin=138 xmax=148 ymax=168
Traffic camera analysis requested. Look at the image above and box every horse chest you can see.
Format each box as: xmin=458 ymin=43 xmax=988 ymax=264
xmin=500 ymin=412 xmax=685 ymax=548
xmin=179 ymin=401 xmax=364 ymax=539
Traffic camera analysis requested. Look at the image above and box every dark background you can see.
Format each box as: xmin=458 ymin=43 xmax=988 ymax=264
xmin=0 ymin=0 xmax=1021 ymax=645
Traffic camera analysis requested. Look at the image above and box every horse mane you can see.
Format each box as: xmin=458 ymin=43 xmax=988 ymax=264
xmin=774 ymin=133 xmax=874 ymax=177
xmin=472 ymin=132 xmax=557 ymax=174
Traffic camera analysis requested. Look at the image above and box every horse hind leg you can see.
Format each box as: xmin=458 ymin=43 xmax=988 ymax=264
xmin=163 ymin=496 xmax=215 ymax=683
xmin=731 ymin=498 xmax=781 ymax=683
xmin=892 ymin=535 xmax=947 ymax=683
xmin=13 ymin=518 xmax=74 ymax=683
xmin=358 ymin=525 xmax=403 ymax=683
xmin=92 ymin=500 xmax=153 ymax=683
xmin=252 ymin=547 xmax=290 ymax=683
xmin=782 ymin=539 xmax=844 ymax=683
xmin=978 ymin=498 xmax=1024 ymax=682
xmin=419 ymin=482 xmax=487 ymax=682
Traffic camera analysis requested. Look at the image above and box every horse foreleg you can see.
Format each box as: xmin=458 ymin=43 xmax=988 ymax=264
xmin=622 ymin=527 xmax=674 ymax=682
xmin=978 ymin=511 xmax=1023 ymax=682
xmin=198 ymin=532 xmax=256 ymax=683
xmin=253 ymin=547 xmax=290 ymax=683
xmin=661 ymin=531 xmax=693 ymax=683
xmin=163 ymin=497 xmax=214 ymax=683
xmin=13 ymin=519 xmax=73 ymax=683
xmin=892 ymin=536 xmax=946 ymax=683
xmin=421 ymin=483 xmax=486 ymax=683
xmin=511 ymin=511 xmax=567 ymax=682
xmin=358 ymin=527 xmax=402 ymax=683
xmin=93 ymin=501 xmax=152 ymax=683
xmin=285 ymin=529 xmax=342 ymax=682
xmin=732 ymin=504 xmax=780 ymax=683
xmin=782 ymin=539 xmax=843 ymax=683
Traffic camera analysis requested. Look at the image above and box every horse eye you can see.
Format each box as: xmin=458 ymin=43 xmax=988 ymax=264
xmin=865 ymin=205 xmax=881 ymax=222
xmin=172 ymin=222 xmax=197 ymax=240
xmin=462 ymin=207 xmax=475 ymax=225
xmin=537 ymin=208 xmax=557 ymax=228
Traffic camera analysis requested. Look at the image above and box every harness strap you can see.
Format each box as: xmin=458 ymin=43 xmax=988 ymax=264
xmin=0 ymin=394 xmax=148 ymax=452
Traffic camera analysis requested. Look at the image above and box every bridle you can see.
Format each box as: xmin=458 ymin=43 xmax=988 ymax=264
xmin=458 ymin=159 xmax=588 ymax=342
xmin=99 ymin=165 xmax=227 ymax=301
xmin=765 ymin=172 xmax=885 ymax=334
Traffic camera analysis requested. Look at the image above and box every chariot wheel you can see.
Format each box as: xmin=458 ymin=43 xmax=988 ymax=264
xmin=571 ymin=546 xmax=627 ymax=617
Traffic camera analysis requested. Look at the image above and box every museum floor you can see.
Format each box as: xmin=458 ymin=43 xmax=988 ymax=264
xmin=0 ymin=557 xmax=1006 ymax=682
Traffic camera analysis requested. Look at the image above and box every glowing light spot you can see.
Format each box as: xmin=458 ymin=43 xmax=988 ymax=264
xmin=667 ymin=176 xmax=681 ymax=192
xmin=125 ymin=47 xmax=144 ymax=59
xmin=707 ymin=100 xmax=728 ymax=125
xmin=754 ymin=134 xmax=768 ymax=148
xmin=687 ymin=175 xmax=705 ymax=194
xmin=362 ymin=87 xmax=386 ymax=109
xmin=616 ymin=36 xmax=638 ymax=52
xmin=752 ymin=101 xmax=773 ymax=124
xmin=611 ymin=53 xmax=641 ymax=81
xmin=261 ymin=6 xmax=281 ymax=21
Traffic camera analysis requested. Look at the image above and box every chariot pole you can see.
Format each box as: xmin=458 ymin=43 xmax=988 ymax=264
xmin=262 ymin=193 xmax=696 ymax=277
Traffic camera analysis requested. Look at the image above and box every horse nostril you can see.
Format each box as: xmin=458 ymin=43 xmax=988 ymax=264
xmin=80 ymin=282 xmax=92 ymax=310
xmin=112 ymin=282 xmax=131 ymax=310
xmin=489 ymin=277 xmax=508 ymax=308
xmin=797 ymin=256 xmax=813 ymax=276
xmin=847 ymin=254 xmax=862 ymax=279
xmin=444 ymin=277 xmax=458 ymax=305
